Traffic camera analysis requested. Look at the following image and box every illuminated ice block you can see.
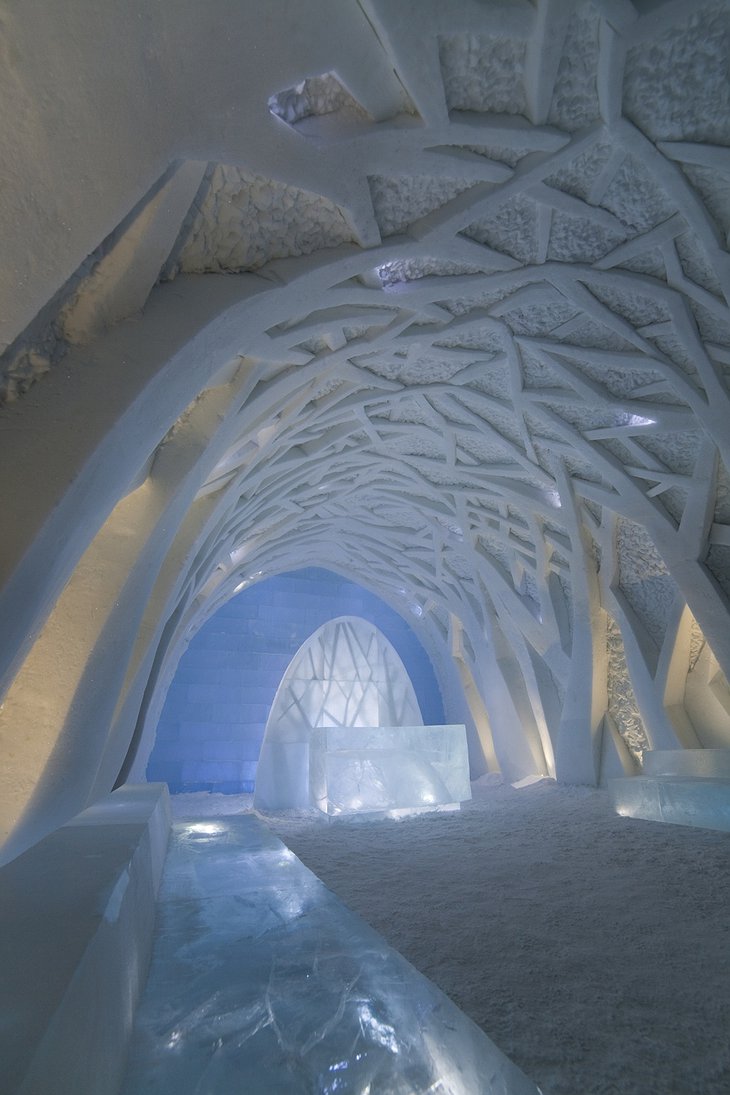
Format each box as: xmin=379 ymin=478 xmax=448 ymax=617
xmin=642 ymin=748 xmax=730 ymax=778
xmin=309 ymin=724 xmax=471 ymax=817
xmin=0 ymin=785 xmax=170 ymax=1095
xmin=611 ymin=775 xmax=730 ymax=832
xmin=121 ymin=816 xmax=540 ymax=1095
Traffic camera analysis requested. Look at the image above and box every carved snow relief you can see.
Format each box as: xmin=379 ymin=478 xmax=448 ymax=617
xmin=171 ymin=165 xmax=354 ymax=275
xmin=606 ymin=617 xmax=650 ymax=764
xmin=616 ymin=518 xmax=677 ymax=650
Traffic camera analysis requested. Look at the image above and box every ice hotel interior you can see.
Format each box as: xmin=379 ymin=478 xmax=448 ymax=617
xmin=2 ymin=2 xmax=730 ymax=1092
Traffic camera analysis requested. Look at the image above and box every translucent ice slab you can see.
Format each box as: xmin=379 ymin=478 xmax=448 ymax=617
xmin=611 ymin=775 xmax=730 ymax=832
xmin=642 ymin=748 xmax=730 ymax=778
xmin=121 ymin=816 xmax=540 ymax=1094
xmin=309 ymin=724 xmax=472 ymax=817
xmin=0 ymin=784 xmax=170 ymax=1095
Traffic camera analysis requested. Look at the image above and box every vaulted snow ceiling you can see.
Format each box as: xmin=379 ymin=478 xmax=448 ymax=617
xmin=1 ymin=0 xmax=730 ymax=860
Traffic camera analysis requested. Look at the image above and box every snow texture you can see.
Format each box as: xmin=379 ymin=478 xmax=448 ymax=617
xmin=623 ymin=6 xmax=730 ymax=143
xmin=606 ymin=616 xmax=650 ymax=762
xmin=440 ymin=34 xmax=528 ymax=115
xmin=174 ymin=165 xmax=354 ymax=274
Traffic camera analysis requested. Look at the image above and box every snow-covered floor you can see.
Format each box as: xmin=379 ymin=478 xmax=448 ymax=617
xmin=171 ymin=779 xmax=730 ymax=1094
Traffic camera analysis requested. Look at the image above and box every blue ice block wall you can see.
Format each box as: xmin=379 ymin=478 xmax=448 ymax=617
xmin=147 ymin=568 xmax=445 ymax=794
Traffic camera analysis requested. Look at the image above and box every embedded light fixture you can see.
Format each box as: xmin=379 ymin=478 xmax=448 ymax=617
xmin=625 ymin=413 xmax=656 ymax=427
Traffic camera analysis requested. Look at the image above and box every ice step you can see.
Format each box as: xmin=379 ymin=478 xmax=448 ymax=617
xmin=610 ymin=775 xmax=730 ymax=832
xmin=642 ymin=748 xmax=730 ymax=778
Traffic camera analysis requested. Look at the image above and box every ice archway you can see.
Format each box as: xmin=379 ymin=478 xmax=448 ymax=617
xmin=1 ymin=1 xmax=730 ymax=863
xmin=254 ymin=616 xmax=423 ymax=811
xmin=266 ymin=617 xmax=423 ymax=734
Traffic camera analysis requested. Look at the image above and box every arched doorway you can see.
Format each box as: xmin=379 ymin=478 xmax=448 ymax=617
xmin=254 ymin=616 xmax=422 ymax=811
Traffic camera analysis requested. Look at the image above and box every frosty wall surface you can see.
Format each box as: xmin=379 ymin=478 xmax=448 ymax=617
xmin=148 ymin=569 xmax=445 ymax=794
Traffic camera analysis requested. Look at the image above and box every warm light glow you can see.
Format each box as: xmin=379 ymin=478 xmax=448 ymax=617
xmin=186 ymin=822 xmax=225 ymax=835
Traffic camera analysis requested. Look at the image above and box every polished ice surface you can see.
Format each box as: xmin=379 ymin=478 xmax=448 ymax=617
xmin=310 ymin=724 xmax=472 ymax=817
xmin=121 ymin=816 xmax=539 ymax=1094
xmin=611 ymin=775 xmax=730 ymax=832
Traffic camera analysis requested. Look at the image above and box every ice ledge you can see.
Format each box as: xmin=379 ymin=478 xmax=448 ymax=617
xmin=642 ymin=748 xmax=730 ymax=779
xmin=0 ymin=783 xmax=171 ymax=1095
xmin=610 ymin=773 xmax=730 ymax=833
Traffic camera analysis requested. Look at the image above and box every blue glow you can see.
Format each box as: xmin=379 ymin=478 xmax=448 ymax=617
xmin=148 ymin=568 xmax=445 ymax=795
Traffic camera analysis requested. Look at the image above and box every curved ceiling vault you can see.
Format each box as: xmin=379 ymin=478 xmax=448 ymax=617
xmin=1 ymin=0 xmax=730 ymax=862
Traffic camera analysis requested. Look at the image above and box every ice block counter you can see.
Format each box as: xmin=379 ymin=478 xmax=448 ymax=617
xmin=309 ymin=724 xmax=472 ymax=818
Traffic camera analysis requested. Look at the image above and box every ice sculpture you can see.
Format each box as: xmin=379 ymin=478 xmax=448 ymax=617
xmin=254 ymin=616 xmax=424 ymax=812
xmin=310 ymin=724 xmax=472 ymax=816
xmin=121 ymin=816 xmax=540 ymax=1094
